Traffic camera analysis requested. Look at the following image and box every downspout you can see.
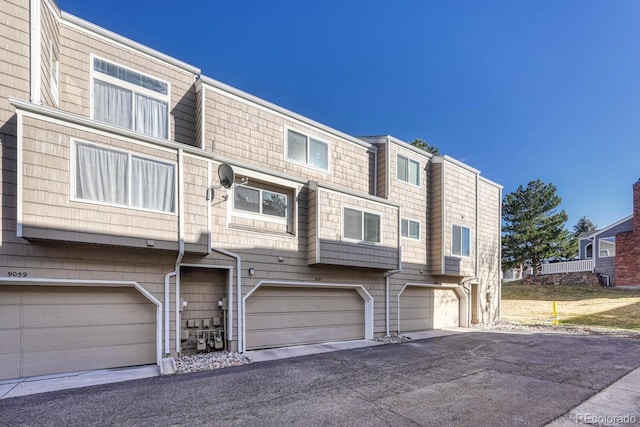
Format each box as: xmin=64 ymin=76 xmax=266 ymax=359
xmin=385 ymin=137 xmax=391 ymax=199
xmin=211 ymin=247 xmax=242 ymax=353
xmin=497 ymin=187 xmax=503 ymax=320
xmin=174 ymin=149 xmax=185 ymax=354
xmin=384 ymin=208 xmax=403 ymax=337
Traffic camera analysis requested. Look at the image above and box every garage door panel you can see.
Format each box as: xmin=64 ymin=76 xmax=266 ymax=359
xmin=247 ymin=311 xmax=363 ymax=330
xmin=400 ymin=287 xmax=459 ymax=332
xmin=22 ymin=343 xmax=156 ymax=377
xmin=0 ymin=305 xmax=21 ymax=328
xmin=247 ymin=324 xmax=364 ymax=349
xmin=22 ymin=304 xmax=155 ymax=328
xmin=0 ymin=286 xmax=21 ymax=304
xmin=0 ymin=353 xmax=21 ymax=380
xmin=0 ymin=286 xmax=156 ymax=381
xmin=247 ymin=295 xmax=363 ymax=313
xmin=22 ymin=323 xmax=156 ymax=352
xmin=20 ymin=287 xmax=151 ymax=305
xmin=245 ymin=286 xmax=365 ymax=350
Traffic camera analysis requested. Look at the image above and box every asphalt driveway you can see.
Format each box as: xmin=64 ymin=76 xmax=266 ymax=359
xmin=1 ymin=330 xmax=639 ymax=426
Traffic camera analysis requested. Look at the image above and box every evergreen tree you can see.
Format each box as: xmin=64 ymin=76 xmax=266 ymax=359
xmin=410 ymin=138 xmax=440 ymax=155
xmin=502 ymin=180 xmax=570 ymax=274
xmin=573 ymin=216 xmax=597 ymax=237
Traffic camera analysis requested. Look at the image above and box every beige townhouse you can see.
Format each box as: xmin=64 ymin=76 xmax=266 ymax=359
xmin=0 ymin=0 xmax=502 ymax=381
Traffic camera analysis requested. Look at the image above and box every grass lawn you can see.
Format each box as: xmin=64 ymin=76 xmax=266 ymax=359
xmin=501 ymin=280 xmax=640 ymax=331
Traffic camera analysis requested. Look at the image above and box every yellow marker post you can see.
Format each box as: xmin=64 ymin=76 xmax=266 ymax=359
xmin=552 ymin=301 xmax=558 ymax=326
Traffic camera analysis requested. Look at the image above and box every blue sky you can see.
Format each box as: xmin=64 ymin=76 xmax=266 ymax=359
xmin=57 ymin=0 xmax=640 ymax=230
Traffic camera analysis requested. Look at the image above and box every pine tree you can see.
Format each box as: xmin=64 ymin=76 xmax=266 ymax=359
xmin=410 ymin=138 xmax=440 ymax=155
xmin=502 ymin=180 xmax=570 ymax=274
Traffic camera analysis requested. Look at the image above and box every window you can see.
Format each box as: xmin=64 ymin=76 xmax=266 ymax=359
xmin=401 ymin=218 xmax=420 ymax=240
xmin=286 ymin=129 xmax=329 ymax=170
xmin=599 ymin=236 xmax=615 ymax=257
xmin=234 ymin=186 xmax=287 ymax=219
xmin=452 ymin=225 xmax=470 ymax=257
xmin=92 ymin=57 xmax=169 ymax=139
xmin=397 ymin=155 xmax=420 ymax=186
xmin=74 ymin=142 xmax=176 ymax=213
xmin=343 ymin=207 xmax=381 ymax=244
xmin=585 ymin=243 xmax=593 ymax=259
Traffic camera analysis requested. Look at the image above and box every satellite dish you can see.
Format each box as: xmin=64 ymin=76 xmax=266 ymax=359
xmin=218 ymin=163 xmax=235 ymax=189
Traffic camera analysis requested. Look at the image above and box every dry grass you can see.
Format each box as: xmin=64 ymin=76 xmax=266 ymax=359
xmin=501 ymin=281 xmax=640 ymax=331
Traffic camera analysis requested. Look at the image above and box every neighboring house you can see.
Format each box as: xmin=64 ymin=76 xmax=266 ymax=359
xmin=577 ymin=180 xmax=640 ymax=286
xmin=0 ymin=0 xmax=502 ymax=381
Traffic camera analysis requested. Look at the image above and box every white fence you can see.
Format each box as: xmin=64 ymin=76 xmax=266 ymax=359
xmin=541 ymin=259 xmax=593 ymax=275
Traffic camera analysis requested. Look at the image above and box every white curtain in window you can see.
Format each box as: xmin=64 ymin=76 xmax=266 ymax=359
xmin=94 ymin=80 xmax=132 ymax=129
xmin=76 ymin=143 xmax=128 ymax=205
xmin=130 ymin=157 xmax=175 ymax=212
xmin=135 ymin=94 xmax=168 ymax=139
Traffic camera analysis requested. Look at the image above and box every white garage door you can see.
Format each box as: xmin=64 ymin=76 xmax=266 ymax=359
xmin=0 ymin=286 xmax=156 ymax=380
xmin=245 ymin=286 xmax=365 ymax=350
xmin=399 ymin=286 xmax=459 ymax=332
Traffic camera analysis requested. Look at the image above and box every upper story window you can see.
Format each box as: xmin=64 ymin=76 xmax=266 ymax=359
xmin=73 ymin=141 xmax=176 ymax=213
xmin=233 ymin=185 xmax=288 ymax=220
xmin=397 ymin=155 xmax=420 ymax=186
xmin=452 ymin=225 xmax=470 ymax=257
xmin=286 ymin=129 xmax=329 ymax=171
xmin=401 ymin=218 xmax=420 ymax=240
xmin=343 ymin=207 xmax=381 ymax=244
xmin=92 ymin=57 xmax=169 ymax=139
xmin=598 ymin=236 xmax=615 ymax=257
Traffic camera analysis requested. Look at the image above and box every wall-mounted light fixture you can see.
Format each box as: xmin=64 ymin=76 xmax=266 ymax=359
xmin=248 ymin=268 xmax=255 ymax=276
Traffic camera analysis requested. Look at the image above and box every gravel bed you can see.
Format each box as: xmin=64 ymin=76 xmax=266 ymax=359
xmin=374 ymin=335 xmax=413 ymax=344
xmin=474 ymin=320 xmax=640 ymax=338
xmin=175 ymin=351 xmax=251 ymax=374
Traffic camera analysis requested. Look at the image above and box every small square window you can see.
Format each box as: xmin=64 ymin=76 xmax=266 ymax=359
xmin=343 ymin=207 xmax=381 ymax=244
xmin=401 ymin=218 xmax=420 ymax=240
xmin=397 ymin=155 xmax=420 ymax=186
xmin=286 ymin=129 xmax=329 ymax=171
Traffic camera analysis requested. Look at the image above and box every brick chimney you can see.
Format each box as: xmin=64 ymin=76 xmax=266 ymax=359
xmin=615 ymin=179 xmax=640 ymax=286
xmin=634 ymin=179 xmax=640 ymax=231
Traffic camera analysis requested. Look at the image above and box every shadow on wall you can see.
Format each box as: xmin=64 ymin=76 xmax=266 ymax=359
xmin=172 ymin=84 xmax=197 ymax=147
xmin=1 ymin=114 xmax=19 ymax=249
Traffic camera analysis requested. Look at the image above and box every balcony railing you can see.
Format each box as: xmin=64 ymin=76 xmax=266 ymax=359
xmin=541 ymin=259 xmax=593 ymax=275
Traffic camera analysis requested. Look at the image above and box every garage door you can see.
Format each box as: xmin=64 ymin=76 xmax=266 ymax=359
xmin=0 ymin=286 xmax=156 ymax=380
xmin=245 ymin=286 xmax=365 ymax=350
xmin=399 ymin=287 xmax=459 ymax=332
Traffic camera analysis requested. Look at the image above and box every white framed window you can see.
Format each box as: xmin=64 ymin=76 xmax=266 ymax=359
xmin=91 ymin=56 xmax=169 ymax=139
xmin=233 ymin=185 xmax=288 ymax=221
xmin=286 ymin=128 xmax=329 ymax=171
xmin=598 ymin=236 xmax=615 ymax=257
xmin=72 ymin=141 xmax=176 ymax=213
xmin=50 ymin=41 xmax=59 ymax=106
xmin=585 ymin=243 xmax=593 ymax=259
xmin=397 ymin=154 xmax=420 ymax=186
xmin=401 ymin=218 xmax=420 ymax=240
xmin=342 ymin=206 xmax=381 ymax=244
xmin=452 ymin=225 xmax=470 ymax=257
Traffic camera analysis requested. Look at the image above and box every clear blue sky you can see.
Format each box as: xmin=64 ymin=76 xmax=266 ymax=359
xmin=57 ymin=0 xmax=640 ymax=230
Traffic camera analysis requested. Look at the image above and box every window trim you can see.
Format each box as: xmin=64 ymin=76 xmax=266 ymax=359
xmin=284 ymin=127 xmax=330 ymax=172
xmin=401 ymin=218 xmax=421 ymax=241
xmin=598 ymin=236 xmax=616 ymax=258
xmin=341 ymin=204 xmax=383 ymax=245
xmin=69 ymin=139 xmax=178 ymax=215
xmin=396 ymin=154 xmax=421 ymax=187
xmin=451 ymin=224 xmax=471 ymax=258
xmin=232 ymin=184 xmax=289 ymax=224
xmin=90 ymin=54 xmax=171 ymax=138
